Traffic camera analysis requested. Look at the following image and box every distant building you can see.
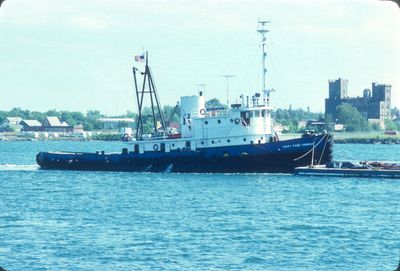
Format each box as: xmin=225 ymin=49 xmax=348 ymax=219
xmin=333 ymin=124 xmax=344 ymax=132
xmin=329 ymin=78 xmax=348 ymax=100
xmin=325 ymin=78 xmax=391 ymax=127
xmin=20 ymin=119 xmax=42 ymax=132
xmin=297 ymin=120 xmax=308 ymax=131
xmin=99 ymin=118 xmax=135 ymax=129
xmin=298 ymin=119 xmax=328 ymax=132
xmin=298 ymin=119 xmax=344 ymax=132
xmin=42 ymin=116 xmax=73 ymax=132
xmin=73 ymin=124 xmax=84 ymax=133
xmin=1 ymin=117 xmax=23 ymax=131
xmin=4 ymin=117 xmax=23 ymax=125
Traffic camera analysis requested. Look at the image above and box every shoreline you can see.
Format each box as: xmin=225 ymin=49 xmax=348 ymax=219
xmin=281 ymin=132 xmax=400 ymax=144
xmin=332 ymin=138 xmax=400 ymax=144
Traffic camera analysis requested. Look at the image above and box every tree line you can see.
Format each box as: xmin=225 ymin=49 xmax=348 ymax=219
xmin=327 ymin=103 xmax=400 ymax=131
xmin=0 ymin=106 xmax=180 ymax=132
xmin=0 ymin=108 xmax=106 ymax=131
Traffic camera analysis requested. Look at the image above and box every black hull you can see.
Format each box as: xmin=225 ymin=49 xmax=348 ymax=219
xmin=36 ymin=134 xmax=333 ymax=173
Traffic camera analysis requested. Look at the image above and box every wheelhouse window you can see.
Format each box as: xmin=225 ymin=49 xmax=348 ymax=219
xmin=240 ymin=111 xmax=251 ymax=126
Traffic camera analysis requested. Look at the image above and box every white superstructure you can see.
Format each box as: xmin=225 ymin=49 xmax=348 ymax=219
xmin=129 ymin=21 xmax=278 ymax=153
xmin=180 ymin=93 xmax=206 ymax=138
xmin=128 ymin=89 xmax=278 ymax=154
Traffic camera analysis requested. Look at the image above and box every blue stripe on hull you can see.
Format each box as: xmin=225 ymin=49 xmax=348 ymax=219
xmin=36 ymin=134 xmax=333 ymax=173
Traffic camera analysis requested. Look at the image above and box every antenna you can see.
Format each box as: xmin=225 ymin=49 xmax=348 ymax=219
xmin=197 ymin=83 xmax=207 ymax=95
xmin=219 ymin=74 xmax=235 ymax=106
xmin=257 ymin=20 xmax=275 ymax=106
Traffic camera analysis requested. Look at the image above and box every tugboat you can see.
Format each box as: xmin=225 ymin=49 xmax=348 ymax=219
xmin=36 ymin=21 xmax=333 ymax=173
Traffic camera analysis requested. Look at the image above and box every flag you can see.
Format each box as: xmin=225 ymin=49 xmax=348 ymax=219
xmin=135 ymin=54 xmax=145 ymax=62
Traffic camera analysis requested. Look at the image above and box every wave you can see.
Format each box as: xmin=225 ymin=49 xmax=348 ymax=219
xmin=0 ymin=164 xmax=39 ymax=171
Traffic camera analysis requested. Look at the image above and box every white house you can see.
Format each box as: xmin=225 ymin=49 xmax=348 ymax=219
xmin=4 ymin=117 xmax=22 ymax=125
xmin=1 ymin=117 xmax=23 ymax=131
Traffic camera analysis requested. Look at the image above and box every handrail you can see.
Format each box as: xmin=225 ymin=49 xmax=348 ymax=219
xmin=191 ymin=109 xmax=230 ymax=118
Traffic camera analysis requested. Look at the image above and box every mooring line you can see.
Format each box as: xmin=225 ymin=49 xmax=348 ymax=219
xmin=293 ymin=134 xmax=328 ymax=162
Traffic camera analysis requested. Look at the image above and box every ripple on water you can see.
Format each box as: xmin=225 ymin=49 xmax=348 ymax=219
xmin=0 ymin=142 xmax=399 ymax=270
xmin=0 ymin=164 xmax=39 ymax=171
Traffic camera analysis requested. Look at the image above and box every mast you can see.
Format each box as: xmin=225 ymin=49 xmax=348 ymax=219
xmin=133 ymin=52 xmax=167 ymax=139
xmin=257 ymin=20 xmax=274 ymax=106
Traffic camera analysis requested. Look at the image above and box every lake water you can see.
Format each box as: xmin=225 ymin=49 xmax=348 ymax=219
xmin=0 ymin=141 xmax=399 ymax=270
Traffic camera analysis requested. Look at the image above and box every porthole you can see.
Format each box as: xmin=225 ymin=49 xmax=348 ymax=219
xmin=230 ymin=119 xmax=234 ymax=123
xmin=204 ymin=121 xmax=208 ymax=125
xmin=211 ymin=140 xmax=215 ymax=144
xmin=201 ymin=141 xmax=204 ymax=145
xmin=243 ymin=138 xmax=247 ymax=142
xmin=217 ymin=120 xmax=221 ymax=124
xmin=172 ymin=144 xmax=175 ymax=147
xmin=227 ymin=139 xmax=231 ymax=143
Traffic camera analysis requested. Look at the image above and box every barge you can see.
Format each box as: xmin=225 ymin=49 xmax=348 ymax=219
xmin=295 ymin=161 xmax=400 ymax=178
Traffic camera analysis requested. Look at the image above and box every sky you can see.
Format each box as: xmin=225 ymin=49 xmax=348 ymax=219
xmin=0 ymin=0 xmax=399 ymax=116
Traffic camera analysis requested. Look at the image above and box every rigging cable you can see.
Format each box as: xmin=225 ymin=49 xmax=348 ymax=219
xmin=293 ymin=133 xmax=328 ymax=162
xmin=317 ymin=135 xmax=330 ymax=165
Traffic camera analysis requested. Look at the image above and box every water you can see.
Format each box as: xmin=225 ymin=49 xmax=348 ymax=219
xmin=0 ymin=141 xmax=399 ymax=270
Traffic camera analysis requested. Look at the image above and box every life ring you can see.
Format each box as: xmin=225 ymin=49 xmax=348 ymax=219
xmin=234 ymin=118 xmax=240 ymax=125
xmin=199 ymin=108 xmax=206 ymax=115
xmin=153 ymin=144 xmax=159 ymax=151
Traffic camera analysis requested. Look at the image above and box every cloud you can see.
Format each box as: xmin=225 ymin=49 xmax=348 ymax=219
xmin=68 ymin=15 xmax=109 ymax=30
xmin=1 ymin=0 xmax=109 ymax=30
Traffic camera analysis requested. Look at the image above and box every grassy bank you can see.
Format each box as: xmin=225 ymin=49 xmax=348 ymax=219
xmin=91 ymin=133 xmax=122 ymax=141
xmin=281 ymin=131 xmax=400 ymax=144
xmin=331 ymin=132 xmax=400 ymax=144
